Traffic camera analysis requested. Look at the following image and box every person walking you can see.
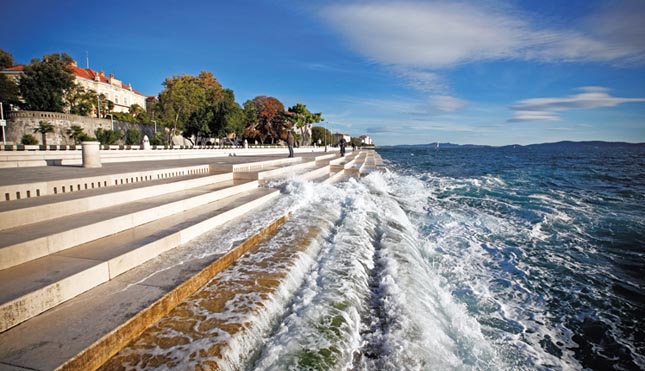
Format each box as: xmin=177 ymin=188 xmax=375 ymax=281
xmin=287 ymin=130 xmax=295 ymax=158
xmin=339 ymin=137 xmax=347 ymax=157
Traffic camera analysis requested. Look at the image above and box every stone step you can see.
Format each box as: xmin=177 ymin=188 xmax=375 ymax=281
xmin=0 ymin=151 xmax=380 ymax=370
xmin=0 ymin=171 xmax=234 ymax=231
xmin=0 ymin=163 xmax=213 ymax=203
xmin=0 ymin=187 xmax=279 ymax=333
xmin=0 ymin=179 xmax=259 ymax=270
xmin=101 ymin=216 xmax=323 ymax=370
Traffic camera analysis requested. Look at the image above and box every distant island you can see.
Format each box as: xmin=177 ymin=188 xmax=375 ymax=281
xmin=385 ymin=141 xmax=645 ymax=149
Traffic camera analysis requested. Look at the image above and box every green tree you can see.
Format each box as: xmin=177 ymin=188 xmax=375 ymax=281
xmin=20 ymin=53 xmax=75 ymax=112
xmin=66 ymin=125 xmax=90 ymax=144
xmin=0 ymin=49 xmax=20 ymax=107
xmin=312 ymin=126 xmax=334 ymax=145
xmin=287 ymin=103 xmax=323 ymax=145
xmin=213 ymin=89 xmax=244 ymax=138
xmin=66 ymin=85 xmax=98 ymax=116
xmin=125 ymin=128 xmax=141 ymax=145
xmin=20 ymin=134 xmax=38 ymax=145
xmin=129 ymin=104 xmax=152 ymax=125
xmin=94 ymin=128 xmax=123 ymax=145
xmin=158 ymin=71 xmax=224 ymax=135
xmin=111 ymin=111 xmax=135 ymax=123
xmin=0 ymin=49 xmax=14 ymax=69
xmin=184 ymin=106 xmax=214 ymax=140
xmin=33 ymin=120 xmax=54 ymax=146
xmin=241 ymin=99 xmax=258 ymax=139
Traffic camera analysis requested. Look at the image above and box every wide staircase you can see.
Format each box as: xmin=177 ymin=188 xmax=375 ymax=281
xmin=0 ymin=149 xmax=382 ymax=371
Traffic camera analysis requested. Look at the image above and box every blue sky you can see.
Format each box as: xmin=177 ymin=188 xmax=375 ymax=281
xmin=2 ymin=0 xmax=645 ymax=145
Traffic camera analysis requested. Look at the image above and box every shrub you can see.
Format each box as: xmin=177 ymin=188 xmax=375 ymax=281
xmin=95 ymin=128 xmax=123 ymax=145
xmin=125 ymin=128 xmax=141 ymax=145
xmin=149 ymin=132 xmax=164 ymax=146
xmin=21 ymin=134 xmax=39 ymax=145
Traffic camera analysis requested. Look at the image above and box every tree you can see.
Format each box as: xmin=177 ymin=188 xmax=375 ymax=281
xmin=243 ymin=96 xmax=285 ymax=144
xmin=19 ymin=53 xmax=75 ymax=112
xmin=184 ymin=106 xmax=215 ymax=140
xmin=286 ymin=103 xmax=323 ymax=145
xmin=183 ymin=88 xmax=245 ymax=142
xmin=33 ymin=120 xmax=54 ymax=146
xmin=0 ymin=49 xmax=21 ymax=107
xmin=213 ymin=89 xmax=244 ymax=138
xmin=158 ymin=71 xmax=224 ymax=135
xmin=66 ymin=125 xmax=90 ymax=144
xmin=242 ymin=99 xmax=259 ymax=140
xmin=0 ymin=49 xmax=14 ymax=69
xmin=66 ymin=85 xmax=98 ymax=116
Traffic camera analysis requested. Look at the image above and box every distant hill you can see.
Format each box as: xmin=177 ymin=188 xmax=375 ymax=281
xmin=388 ymin=142 xmax=490 ymax=149
xmin=388 ymin=141 xmax=644 ymax=149
xmin=518 ymin=141 xmax=645 ymax=150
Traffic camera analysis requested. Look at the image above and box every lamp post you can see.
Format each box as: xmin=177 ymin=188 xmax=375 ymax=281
xmin=106 ymin=113 xmax=114 ymax=131
xmin=0 ymin=102 xmax=5 ymax=145
xmin=151 ymin=120 xmax=156 ymax=133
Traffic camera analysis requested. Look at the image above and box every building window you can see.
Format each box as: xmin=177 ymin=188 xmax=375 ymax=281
xmin=124 ymin=97 xmax=128 ymax=106
xmin=115 ymin=95 xmax=119 ymax=104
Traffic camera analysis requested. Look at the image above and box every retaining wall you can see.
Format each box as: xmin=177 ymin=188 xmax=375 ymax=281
xmin=3 ymin=111 xmax=155 ymax=145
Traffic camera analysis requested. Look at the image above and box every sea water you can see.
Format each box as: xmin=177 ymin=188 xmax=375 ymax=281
xmin=251 ymin=144 xmax=643 ymax=371
xmin=117 ymin=144 xmax=644 ymax=370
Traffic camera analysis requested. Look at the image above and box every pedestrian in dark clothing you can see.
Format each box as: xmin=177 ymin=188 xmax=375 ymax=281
xmin=351 ymin=142 xmax=356 ymax=151
xmin=339 ymin=137 xmax=347 ymax=157
xmin=287 ymin=131 xmax=295 ymax=158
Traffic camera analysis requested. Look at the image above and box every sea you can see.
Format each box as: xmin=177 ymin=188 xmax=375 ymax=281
xmin=112 ymin=143 xmax=644 ymax=371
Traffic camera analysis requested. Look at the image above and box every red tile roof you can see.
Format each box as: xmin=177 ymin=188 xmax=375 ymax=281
xmin=70 ymin=66 xmax=145 ymax=96
xmin=1 ymin=64 xmax=144 ymax=96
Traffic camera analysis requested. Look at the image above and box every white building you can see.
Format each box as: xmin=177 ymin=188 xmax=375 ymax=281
xmin=335 ymin=132 xmax=351 ymax=143
xmin=1 ymin=61 xmax=147 ymax=114
xmin=360 ymin=135 xmax=373 ymax=145
xmin=68 ymin=61 xmax=146 ymax=113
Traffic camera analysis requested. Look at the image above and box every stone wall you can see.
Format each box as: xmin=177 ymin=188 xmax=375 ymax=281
xmin=3 ymin=111 xmax=157 ymax=145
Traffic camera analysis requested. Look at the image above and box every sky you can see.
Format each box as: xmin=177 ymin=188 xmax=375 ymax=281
xmin=2 ymin=0 xmax=645 ymax=146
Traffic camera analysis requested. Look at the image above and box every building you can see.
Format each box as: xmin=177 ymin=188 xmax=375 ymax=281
xmin=335 ymin=132 xmax=351 ymax=143
xmin=0 ymin=61 xmax=147 ymax=114
xmin=360 ymin=135 xmax=373 ymax=145
xmin=69 ymin=61 xmax=146 ymax=113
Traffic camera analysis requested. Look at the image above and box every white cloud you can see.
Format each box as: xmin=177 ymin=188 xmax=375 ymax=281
xmin=391 ymin=68 xmax=447 ymax=93
xmin=321 ymin=2 xmax=645 ymax=68
xmin=428 ymin=95 xmax=467 ymax=112
xmin=509 ymin=87 xmax=645 ymax=122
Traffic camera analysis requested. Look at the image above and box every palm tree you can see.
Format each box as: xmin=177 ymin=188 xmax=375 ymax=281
xmin=66 ymin=125 xmax=86 ymax=144
xmin=33 ymin=120 xmax=54 ymax=146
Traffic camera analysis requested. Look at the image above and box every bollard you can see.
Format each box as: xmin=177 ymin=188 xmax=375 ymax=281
xmin=141 ymin=135 xmax=151 ymax=150
xmin=81 ymin=141 xmax=101 ymax=168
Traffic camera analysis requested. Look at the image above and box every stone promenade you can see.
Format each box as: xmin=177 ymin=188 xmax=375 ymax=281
xmin=0 ymin=148 xmax=383 ymax=371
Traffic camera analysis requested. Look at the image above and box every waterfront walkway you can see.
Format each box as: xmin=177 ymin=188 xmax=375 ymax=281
xmin=0 ymin=149 xmax=383 ymax=371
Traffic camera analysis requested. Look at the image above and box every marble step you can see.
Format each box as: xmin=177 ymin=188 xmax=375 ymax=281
xmin=0 ymin=171 xmax=233 ymax=231
xmin=0 ymin=187 xmax=279 ymax=333
xmin=0 ymin=179 xmax=259 ymax=270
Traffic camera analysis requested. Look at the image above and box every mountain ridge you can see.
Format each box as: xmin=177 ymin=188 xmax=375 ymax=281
xmin=382 ymin=140 xmax=645 ymax=149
